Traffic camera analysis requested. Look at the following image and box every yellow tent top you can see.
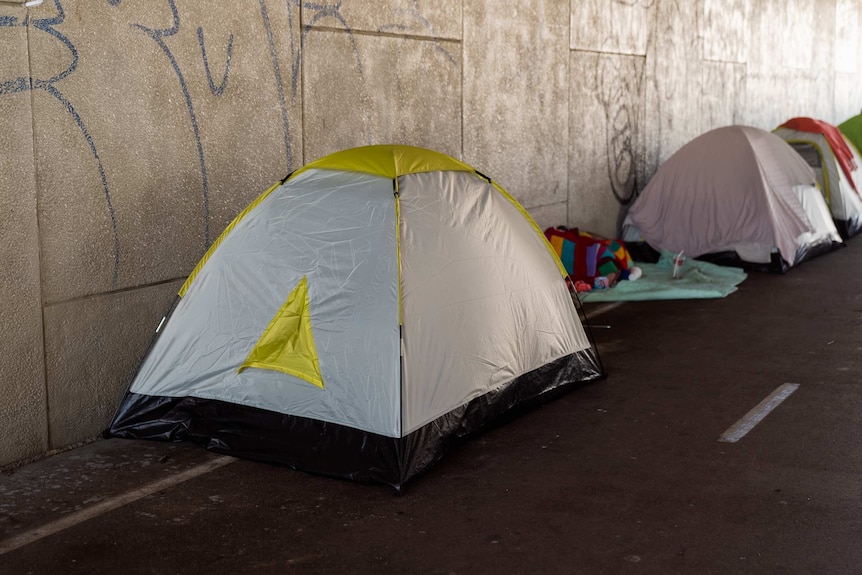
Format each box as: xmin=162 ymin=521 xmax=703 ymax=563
xmin=291 ymin=145 xmax=476 ymax=180
xmin=180 ymin=145 xmax=568 ymax=298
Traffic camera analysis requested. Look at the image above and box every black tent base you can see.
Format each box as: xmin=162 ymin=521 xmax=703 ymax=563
xmin=699 ymin=238 xmax=843 ymax=273
xmin=625 ymin=241 xmax=660 ymax=264
xmin=627 ymin=239 xmax=842 ymax=274
xmin=107 ymin=349 xmax=604 ymax=494
xmin=835 ymin=217 xmax=862 ymax=240
xmin=696 ymin=250 xmax=790 ymax=274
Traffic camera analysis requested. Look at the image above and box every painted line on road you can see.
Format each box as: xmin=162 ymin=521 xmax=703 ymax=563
xmin=585 ymin=301 xmax=624 ymax=320
xmin=0 ymin=455 xmax=236 ymax=555
xmin=718 ymin=383 xmax=800 ymax=443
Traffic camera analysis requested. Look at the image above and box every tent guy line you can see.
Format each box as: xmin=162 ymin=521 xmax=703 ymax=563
xmin=718 ymin=383 xmax=800 ymax=443
xmin=0 ymin=455 xmax=236 ymax=556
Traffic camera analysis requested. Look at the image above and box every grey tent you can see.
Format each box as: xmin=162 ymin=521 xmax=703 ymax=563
xmin=108 ymin=145 xmax=604 ymax=492
xmin=623 ymin=125 xmax=841 ymax=272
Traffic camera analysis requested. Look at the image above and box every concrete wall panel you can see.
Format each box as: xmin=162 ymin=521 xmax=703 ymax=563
xmin=529 ymin=201 xmax=569 ymax=232
xmin=33 ymin=1 xmax=301 ymax=302
xmin=782 ymin=0 xmax=815 ymax=70
xmin=44 ymin=281 xmax=182 ymax=449
xmin=749 ymin=0 xmax=781 ymax=70
xmin=746 ymin=0 xmax=834 ymax=128
xmin=742 ymin=0 xmax=780 ymax=128
xmin=741 ymin=79 xmax=778 ymax=129
xmin=463 ymin=0 xmax=569 ymax=212
xmin=834 ymin=0 xmax=859 ymax=74
xmin=743 ymin=0 xmax=836 ymax=128
xmin=0 ymin=4 xmax=49 ymax=465
xmin=806 ymin=0 xmax=837 ymax=122
xmin=836 ymin=73 xmax=862 ymax=123
xmin=571 ymin=0 xmax=653 ymax=55
xmin=703 ymin=0 xmax=750 ymax=63
xmin=181 ymin=1 xmax=303 ymax=236
xmin=32 ymin=1 xmax=205 ymax=300
xmin=326 ymin=0 xmax=462 ymax=40
xmin=833 ymin=2 xmax=862 ymax=122
xmin=302 ymin=30 xmax=461 ymax=162
xmin=569 ymin=52 xmax=645 ymax=238
xmin=701 ymin=62 xmax=746 ymax=132
xmin=644 ymin=0 xmax=703 ymax=173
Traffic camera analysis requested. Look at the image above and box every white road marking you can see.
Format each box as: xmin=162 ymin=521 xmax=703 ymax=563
xmin=0 ymin=455 xmax=236 ymax=555
xmin=718 ymin=383 xmax=800 ymax=443
xmin=585 ymin=301 xmax=624 ymax=319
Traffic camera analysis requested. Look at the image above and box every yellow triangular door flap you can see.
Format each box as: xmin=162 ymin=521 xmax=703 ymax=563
xmin=238 ymin=276 xmax=325 ymax=389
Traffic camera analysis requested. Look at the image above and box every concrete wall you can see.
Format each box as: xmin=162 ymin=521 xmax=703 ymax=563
xmin=1 ymin=0 xmax=860 ymax=466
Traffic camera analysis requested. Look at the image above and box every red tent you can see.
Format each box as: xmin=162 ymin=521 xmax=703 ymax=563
xmin=780 ymin=117 xmax=858 ymax=193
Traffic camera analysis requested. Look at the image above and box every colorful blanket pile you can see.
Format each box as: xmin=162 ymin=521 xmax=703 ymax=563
xmin=544 ymin=227 xmax=634 ymax=288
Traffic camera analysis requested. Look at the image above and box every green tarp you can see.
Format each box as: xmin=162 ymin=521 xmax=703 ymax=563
xmin=579 ymin=251 xmax=747 ymax=302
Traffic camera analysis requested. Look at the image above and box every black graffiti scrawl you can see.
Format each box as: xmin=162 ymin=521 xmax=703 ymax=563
xmin=597 ymin=55 xmax=643 ymax=207
xmin=1 ymin=0 xmax=453 ymax=293
xmin=1 ymin=0 xmax=121 ymax=287
xmin=124 ymin=0 xmax=234 ymax=247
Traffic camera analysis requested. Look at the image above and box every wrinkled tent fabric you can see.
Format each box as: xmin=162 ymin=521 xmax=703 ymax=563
xmin=775 ymin=118 xmax=862 ymax=238
xmin=108 ymin=145 xmax=604 ymax=492
xmin=625 ymin=125 xmax=841 ymax=269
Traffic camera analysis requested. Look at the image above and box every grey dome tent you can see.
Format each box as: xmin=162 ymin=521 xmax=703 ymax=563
xmin=623 ymin=125 xmax=841 ymax=272
xmin=108 ymin=145 xmax=604 ymax=492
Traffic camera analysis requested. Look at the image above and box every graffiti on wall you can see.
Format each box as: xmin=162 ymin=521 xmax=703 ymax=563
xmin=596 ymin=54 xmax=643 ymax=207
xmin=198 ymin=26 xmax=233 ymax=97
xmin=569 ymin=0 xmax=652 ymax=219
xmin=128 ymin=0 xmax=220 ymax=247
xmin=1 ymin=0 xmax=121 ymax=286
xmin=571 ymin=0 xmax=654 ymax=55
xmin=378 ymin=0 xmax=456 ymax=65
xmin=0 ymin=0 xmax=451 ymax=291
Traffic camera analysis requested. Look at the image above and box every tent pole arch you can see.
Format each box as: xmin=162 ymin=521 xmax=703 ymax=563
xmin=781 ymin=138 xmax=832 ymax=208
xmin=180 ymin=177 xmax=289 ymax=297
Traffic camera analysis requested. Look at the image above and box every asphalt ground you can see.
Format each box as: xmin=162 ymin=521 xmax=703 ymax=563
xmin=3 ymin=239 xmax=862 ymax=574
